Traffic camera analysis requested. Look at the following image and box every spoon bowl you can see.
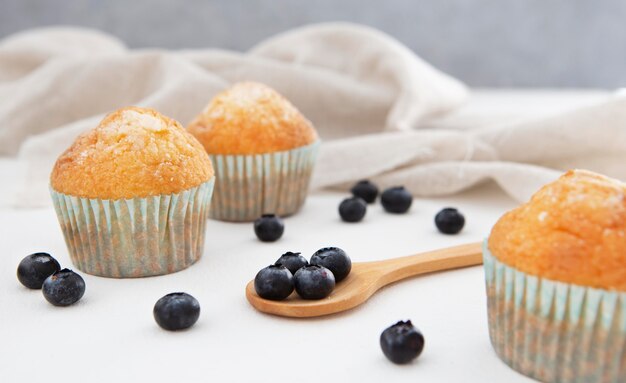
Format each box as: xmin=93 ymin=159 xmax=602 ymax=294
xmin=245 ymin=242 xmax=483 ymax=318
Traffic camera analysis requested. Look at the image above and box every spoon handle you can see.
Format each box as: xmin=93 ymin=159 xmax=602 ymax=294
xmin=371 ymin=242 xmax=483 ymax=287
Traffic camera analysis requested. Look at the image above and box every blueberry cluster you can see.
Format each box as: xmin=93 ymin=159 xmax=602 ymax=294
xmin=16 ymin=252 xmax=85 ymax=306
xmin=342 ymin=180 xmax=466 ymax=235
xmin=339 ymin=180 xmax=415 ymax=222
xmin=17 ymin=181 xmax=462 ymax=358
xmin=336 ymin=180 xmax=376 ymax=222
xmin=16 ymin=252 xmax=200 ymax=331
xmin=254 ymin=247 xmax=352 ymax=301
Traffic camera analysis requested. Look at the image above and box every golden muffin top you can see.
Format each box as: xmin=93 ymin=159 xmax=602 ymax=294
xmin=488 ymin=169 xmax=626 ymax=291
xmin=187 ymin=82 xmax=318 ymax=155
xmin=51 ymin=107 xmax=214 ymax=200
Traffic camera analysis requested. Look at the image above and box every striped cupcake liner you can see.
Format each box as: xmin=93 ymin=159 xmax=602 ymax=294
xmin=208 ymin=141 xmax=320 ymax=222
xmin=50 ymin=178 xmax=215 ymax=278
xmin=483 ymin=242 xmax=626 ymax=383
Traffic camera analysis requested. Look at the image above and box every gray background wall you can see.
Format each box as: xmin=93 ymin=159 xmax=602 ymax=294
xmin=1 ymin=0 xmax=625 ymax=88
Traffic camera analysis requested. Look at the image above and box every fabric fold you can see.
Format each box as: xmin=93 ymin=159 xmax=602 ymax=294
xmin=0 ymin=23 xmax=623 ymax=208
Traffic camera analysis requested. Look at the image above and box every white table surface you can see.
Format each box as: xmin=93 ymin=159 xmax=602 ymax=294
xmin=0 ymin=183 xmax=536 ymax=383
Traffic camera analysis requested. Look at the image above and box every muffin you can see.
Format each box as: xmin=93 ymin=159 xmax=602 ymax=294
xmin=188 ymin=81 xmax=320 ymax=221
xmin=484 ymin=169 xmax=626 ymax=383
xmin=50 ymin=107 xmax=215 ymax=278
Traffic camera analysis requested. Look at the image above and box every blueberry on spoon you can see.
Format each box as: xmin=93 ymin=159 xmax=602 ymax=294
xmin=310 ymin=247 xmax=352 ymax=282
xmin=275 ymin=252 xmax=308 ymax=275
xmin=255 ymin=264 xmax=294 ymax=301
xmin=294 ymin=265 xmax=335 ymax=300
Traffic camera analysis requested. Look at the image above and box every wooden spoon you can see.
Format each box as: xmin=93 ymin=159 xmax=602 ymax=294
xmin=245 ymin=242 xmax=483 ymax=318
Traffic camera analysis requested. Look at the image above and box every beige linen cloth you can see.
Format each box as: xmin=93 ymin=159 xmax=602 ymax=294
xmin=1 ymin=22 xmax=625 ymax=208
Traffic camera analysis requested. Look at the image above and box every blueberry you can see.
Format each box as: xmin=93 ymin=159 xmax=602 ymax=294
xmin=254 ymin=264 xmax=294 ymax=300
xmin=380 ymin=320 xmax=425 ymax=364
xmin=294 ymin=265 xmax=335 ymax=300
xmin=351 ymin=180 xmax=379 ymax=203
xmin=17 ymin=252 xmax=61 ymax=289
xmin=254 ymin=214 xmax=285 ymax=242
xmin=435 ymin=207 xmax=465 ymax=234
xmin=310 ymin=247 xmax=352 ymax=282
xmin=339 ymin=197 xmax=367 ymax=223
xmin=275 ymin=252 xmax=308 ymax=275
xmin=381 ymin=186 xmax=413 ymax=214
xmin=153 ymin=292 xmax=201 ymax=331
xmin=42 ymin=269 xmax=85 ymax=306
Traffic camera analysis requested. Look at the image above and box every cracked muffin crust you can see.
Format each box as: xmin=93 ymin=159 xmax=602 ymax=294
xmin=488 ymin=169 xmax=626 ymax=291
xmin=187 ymin=82 xmax=318 ymax=155
xmin=51 ymin=106 xmax=214 ymax=200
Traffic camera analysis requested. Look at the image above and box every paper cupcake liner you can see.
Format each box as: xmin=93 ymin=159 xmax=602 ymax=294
xmin=208 ymin=141 xmax=320 ymax=222
xmin=50 ymin=178 xmax=215 ymax=278
xmin=483 ymin=242 xmax=626 ymax=383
